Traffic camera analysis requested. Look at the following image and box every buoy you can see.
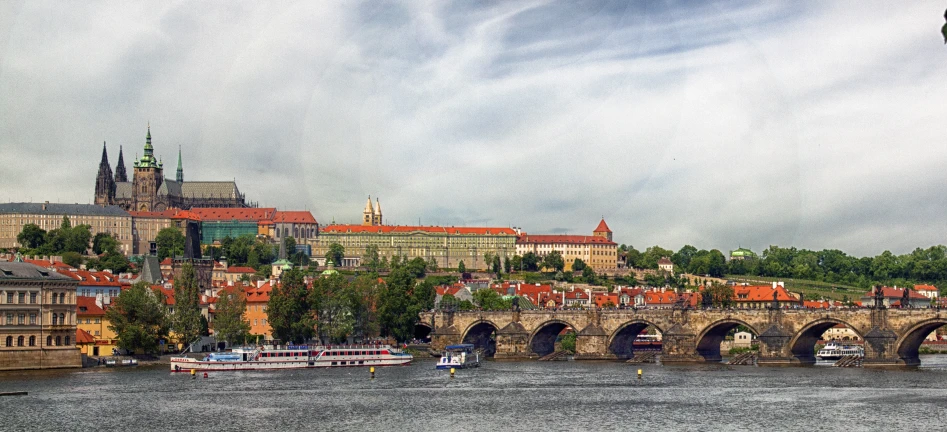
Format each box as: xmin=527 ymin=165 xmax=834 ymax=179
xmin=450 ymin=367 xmax=455 ymax=378
xmin=203 ymin=372 xmax=208 ymax=379
xmin=637 ymin=369 xmax=642 ymax=379
xmin=191 ymin=369 xmax=196 ymax=379
xmin=370 ymin=366 xmax=375 ymax=379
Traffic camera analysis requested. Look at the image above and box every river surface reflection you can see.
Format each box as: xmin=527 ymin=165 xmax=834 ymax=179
xmin=3 ymin=356 xmax=947 ymax=431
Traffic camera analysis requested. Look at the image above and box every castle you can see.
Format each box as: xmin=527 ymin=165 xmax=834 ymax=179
xmin=94 ymin=126 xmax=252 ymax=211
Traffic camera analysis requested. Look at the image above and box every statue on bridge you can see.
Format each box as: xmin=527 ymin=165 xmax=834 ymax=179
xmin=873 ymin=285 xmax=886 ymax=309
xmin=902 ymin=287 xmax=911 ymax=309
xmin=512 ymin=296 xmax=520 ymax=312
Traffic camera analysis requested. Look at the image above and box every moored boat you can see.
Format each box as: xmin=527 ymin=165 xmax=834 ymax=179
xmin=170 ymin=344 xmax=413 ymax=372
xmin=436 ymin=344 xmax=480 ymax=369
xmin=816 ymin=341 xmax=864 ymax=360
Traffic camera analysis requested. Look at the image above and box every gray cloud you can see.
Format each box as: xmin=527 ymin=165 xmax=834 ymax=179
xmin=1 ymin=1 xmax=945 ymax=257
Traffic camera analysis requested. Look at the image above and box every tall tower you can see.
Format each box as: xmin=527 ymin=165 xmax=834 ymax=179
xmin=114 ymin=145 xmax=128 ymax=182
xmin=94 ymin=141 xmax=115 ymax=206
xmin=593 ymin=218 xmax=612 ymax=242
xmin=362 ymin=196 xmax=374 ymax=226
xmin=176 ymin=146 xmax=183 ymax=183
xmin=373 ymin=197 xmax=383 ymax=226
xmin=132 ymin=125 xmax=164 ymax=211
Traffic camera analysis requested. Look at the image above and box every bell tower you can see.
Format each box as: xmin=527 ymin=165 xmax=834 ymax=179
xmin=362 ymin=196 xmax=374 ymax=226
xmin=132 ymin=125 xmax=164 ymax=211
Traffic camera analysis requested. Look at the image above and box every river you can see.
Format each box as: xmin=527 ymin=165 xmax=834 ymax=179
xmin=3 ymin=356 xmax=947 ymax=431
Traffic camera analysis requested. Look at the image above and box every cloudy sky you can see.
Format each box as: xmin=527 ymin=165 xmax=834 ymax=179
xmin=1 ymin=1 xmax=945 ymax=257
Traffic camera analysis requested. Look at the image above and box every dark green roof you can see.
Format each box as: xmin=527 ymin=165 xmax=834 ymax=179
xmin=0 ymin=203 xmax=130 ymax=217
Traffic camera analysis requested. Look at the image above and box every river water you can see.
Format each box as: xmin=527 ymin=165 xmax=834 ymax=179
xmin=3 ymin=356 xmax=947 ymax=431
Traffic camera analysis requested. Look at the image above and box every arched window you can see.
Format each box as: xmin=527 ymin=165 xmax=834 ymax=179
xmin=65 ymin=336 xmax=70 ymax=346
xmin=55 ymin=336 xmax=61 ymax=346
xmin=60 ymin=313 xmax=66 ymax=324
xmin=52 ymin=314 xmax=58 ymax=325
xmin=5 ymin=336 xmax=11 ymax=346
xmin=29 ymin=336 xmax=35 ymax=346
xmin=47 ymin=336 xmax=52 ymax=346
xmin=60 ymin=293 xmax=66 ymax=304
xmin=17 ymin=336 xmax=24 ymax=346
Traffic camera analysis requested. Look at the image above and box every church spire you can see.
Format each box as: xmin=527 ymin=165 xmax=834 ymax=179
xmin=94 ymin=141 xmax=115 ymax=206
xmin=176 ymin=146 xmax=183 ymax=182
xmin=362 ymin=196 xmax=374 ymax=226
xmin=114 ymin=145 xmax=128 ymax=182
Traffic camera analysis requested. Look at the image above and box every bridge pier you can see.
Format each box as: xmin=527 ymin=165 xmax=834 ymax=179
xmin=495 ymin=322 xmax=530 ymax=360
xmin=575 ymin=323 xmax=615 ymax=360
xmin=659 ymin=324 xmax=703 ymax=363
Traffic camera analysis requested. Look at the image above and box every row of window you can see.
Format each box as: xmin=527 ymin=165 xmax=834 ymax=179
xmin=79 ymin=289 xmax=120 ymax=297
xmin=3 ymin=292 xmax=37 ymax=304
xmin=3 ymin=335 xmax=70 ymax=347
xmin=5 ymin=312 xmax=70 ymax=325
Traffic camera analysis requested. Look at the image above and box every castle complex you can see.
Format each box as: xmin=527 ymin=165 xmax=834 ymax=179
xmin=94 ymin=126 xmax=251 ymax=211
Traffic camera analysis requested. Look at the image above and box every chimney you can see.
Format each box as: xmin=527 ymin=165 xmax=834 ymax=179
xmin=257 ymin=280 xmax=264 ymax=289
xmin=772 ymin=282 xmax=777 ymax=289
xmin=778 ymin=281 xmax=784 ymax=288
xmin=43 ymin=201 xmax=48 ymax=211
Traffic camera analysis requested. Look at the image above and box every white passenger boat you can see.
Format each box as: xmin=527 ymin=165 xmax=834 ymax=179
xmin=816 ymin=341 xmax=864 ymax=360
xmin=170 ymin=344 xmax=413 ymax=372
xmin=436 ymin=344 xmax=480 ymax=370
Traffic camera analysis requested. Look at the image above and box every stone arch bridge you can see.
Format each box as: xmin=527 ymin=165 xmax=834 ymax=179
xmin=417 ymin=307 xmax=947 ymax=366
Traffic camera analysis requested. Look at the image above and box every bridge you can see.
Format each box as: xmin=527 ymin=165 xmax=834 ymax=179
xmin=418 ymin=306 xmax=947 ymax=367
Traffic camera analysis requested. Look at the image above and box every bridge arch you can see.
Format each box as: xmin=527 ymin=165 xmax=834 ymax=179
xmin=695 ymin=319 xmax=759 ymax=363
xmin=896 ymin=318 xmax=947 ymax=366
xmin=528 ymin=319 xmax=577 ymax=357
xmin=461 ymin=320 xmax=500 ymax=357
xmin=607 ymin=320 xmax=664 ymax=359
xmin=789 ymin=318 xmax=863 ymax=364
xmin=413 ymin=323 xmax=433 ymax=343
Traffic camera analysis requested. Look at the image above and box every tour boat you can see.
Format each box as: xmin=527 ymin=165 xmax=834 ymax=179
xmin=816 ymin=341 xmax=864 ymax=360
xmin=436 ymin=344 xmax=480 ymax=370
xmin=170 ymin=344 xmax=413 ymax=372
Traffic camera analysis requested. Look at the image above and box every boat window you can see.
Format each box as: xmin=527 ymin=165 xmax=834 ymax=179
xmin=358 ymin=361 xmax=364 ymax=365
xmin=331 ymin=361 xmax=337 ymax=366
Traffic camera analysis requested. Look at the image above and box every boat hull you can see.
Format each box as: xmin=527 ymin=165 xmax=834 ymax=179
xmin=171 ymin=356 xmax=412 ymax=372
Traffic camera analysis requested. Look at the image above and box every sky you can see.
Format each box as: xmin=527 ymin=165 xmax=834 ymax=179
xmin=1 ymin=1 xmax=946 ymax=258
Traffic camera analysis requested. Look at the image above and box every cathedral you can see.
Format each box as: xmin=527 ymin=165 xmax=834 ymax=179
xmin=94 ymin=126 xmax=252 ymax=211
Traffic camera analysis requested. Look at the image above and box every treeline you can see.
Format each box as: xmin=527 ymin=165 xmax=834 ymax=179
xmin=621 ymin=244 xmax=947 ymax=290
xmin=15 ymin=217 xmax=130 ymax=273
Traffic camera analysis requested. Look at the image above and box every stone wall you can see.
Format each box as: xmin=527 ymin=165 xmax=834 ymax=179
xmin=0 ymin=347 xmax=81 ymax=371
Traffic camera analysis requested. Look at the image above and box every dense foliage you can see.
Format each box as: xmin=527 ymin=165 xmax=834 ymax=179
xmin=214 ymin=285 xmax=250 ymax=345
xmin=172 ymin=262 xmax=203 ymax=346
xmin=106 ymin=281 xmax=170 ymax=354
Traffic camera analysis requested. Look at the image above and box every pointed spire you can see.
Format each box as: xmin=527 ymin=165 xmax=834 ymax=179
xmin=278 ymin=237 xmax=287 ymax=260
xmin=176 ymin=145 xmax=183 ymax=182
xmin=374 ymin=197 xmax=382 ymax=216
xmin=114 ymin=145 xmax=128 ymax=182
xmin=94 ymin=141 xmax=115 ymax=205
xmin=364 ymin=196 xmax=373 ymax=213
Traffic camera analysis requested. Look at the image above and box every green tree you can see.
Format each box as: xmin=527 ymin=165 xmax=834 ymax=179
xmin=348 ymin=275 xmax=382 ymax=341
xmin=61 ymin=252 xmax=83 ymax=268
xmin=542 ymin=251 xmax=565 ymax=272
xmin=472 ymin=288 xmax=511 ymax=310
xmin=106 ymin=281 xmax=170 ymax=354
xmin=559 ymin=331 xmax=576 ymax=353
xmin=457 ymin=260 xmax=467 ymax=274
xmin=427 ymin=257 xmax=439 ymax=273
xmin=704 ymin=283 xmax=735 ymax=308
xmin=155 ymin=227 xmax=185 ymax=260
xmin=362 ymin=245 xmax=381 ymax=272
xmin=172 ymin=262 xmax=203 ymax=347
xmin=326 ymin=243 xmax=344 ymax=267
xmin=405 ymin=257 xmax=428 ymax=279
xmin=624 ymin=246 xmax=642 ymax=268
xmin=377 ymin=266 xmax=422 ymax=342
xmin=413 ymin=279 xmax=437 ymax=312
xmin=492 ymin=254 xmax=502 ymax=274
xmin=672 ymin=245 xmax=698 ymax=269
xmin=214 ymin=285 xmax=250 ymax=346
xmin=504 ymin=256 xmax=512 ymax=273
xmin=572 ymin=258 xmax=587 ymax=272
xmin=582 ymin=266 xmax=596 ymax=284
xmin=310 ymin=273 xmax=349 ymax=343
xmin=510 ymin=255 xmax=522 ymax=272
xmin=268 ymin=268 xmax=314 ymax=343
xmin=522 ymin=252 xmax=540 ymax=271
xmin=92 ymin=232 xmax=120 ymax=255
xmin=640 ymin=246 xmax=674 ymax=269
xmin=17 ymin=224 xmax=46 ymax=249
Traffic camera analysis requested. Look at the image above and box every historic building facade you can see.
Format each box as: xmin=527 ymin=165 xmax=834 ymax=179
xmin=515 ymin=219 xmax=618 ymax=271
xmin=0 ymin=261 xmax=81 ymax=370
xmin=94 ymin=126 xmax=253 ymax=212
xmin=312 ymin=198 xmax=516 ymax=269
xmin=0 ymin=203 xmax=133 ymax=254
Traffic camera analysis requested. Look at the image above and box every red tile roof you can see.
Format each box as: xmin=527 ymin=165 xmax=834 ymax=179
xmin=914 ymin=284 xmax=939 ymax=292
xmin=226 ymin=266 xmax=257 ymax=274
xmin=171 ymin=210 xmax=202 ymax=221
xmin=657 ymin=258 xmax=673 ymax=265
xmin=593 ymin=219 xmax=612 ymax=233
xmin=516 ymin=234 xmax=616 ymax=245
xmin=76 ymin=297 xmax=106 ymax=316
xmin=322 ymin=225 xmax=517 ymax=235
xmin=733 ymin=285 xmax=796 ymax=302
xmin=273 ymin=211 xmax=317 ymax=224
xmin=865 ymin=286 xmax=928 ymax=300
xmin=192 ymin=208 xmax=278 ymax=222
xmin=128 ymin=209 xmax=181 ymax=218
xmin=76 ymin=328 xmax=95 ymax=344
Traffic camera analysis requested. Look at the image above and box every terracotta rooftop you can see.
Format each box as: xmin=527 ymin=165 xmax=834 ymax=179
xmin=516 ymin=234 xmax=616 ymax=245
xmin=322 ymin=225 xmax=517 ymax=235
xmin=192 ymin=207 xmax=277 ymax=222
xmin=273 ymin=211 xmax=317 ymax=224
xmin=593 ymin=219 xmax=612 ymax=233
xmin=77 ymin=297 xmax=106 ymax=315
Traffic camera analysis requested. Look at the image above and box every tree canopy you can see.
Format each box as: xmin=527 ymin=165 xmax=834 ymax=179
xmin=106 ymin=281 xmax=170 ymax=354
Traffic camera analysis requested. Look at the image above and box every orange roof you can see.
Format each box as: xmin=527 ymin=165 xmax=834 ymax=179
xmin=322 ymin=225 xmax=516 ymax=236
xmin=273 ymin=211 xmax=317 ymax=224
xmin=171 ymin=210 xmax=201 ymax=221
xmin=593 ymin=219 xmax=612 ymax=233
xmin=914 ymin=284 xmax=939 ymax=292
xmin=77 ymin=297 xmax=106 ymax=316
xmin=866 ymin=286 xmax=928 ymax=300
xmin=516 ymin=234 xmax=616 ymax=245
xmin=226 ymin=266 xmax=257 ymax=274
xmin=192 ymin=207 xmax=278 ymax=222
xmin=76 ymin=328 xmax=95 ymax=344
xmin=733 ymin=285 xmax=796 ymax=302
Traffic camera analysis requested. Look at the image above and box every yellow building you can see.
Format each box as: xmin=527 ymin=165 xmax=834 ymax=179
xmin=75 ymin=297 xmax=117 ymax=356
xmin=515 ymin=219 xmax=618 ymax=271
xmin=0 ymin=203 xmax=133 ymax=255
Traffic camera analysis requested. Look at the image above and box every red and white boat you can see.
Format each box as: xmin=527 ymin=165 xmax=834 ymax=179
xmin=170 ymin=344 xmax=413 ymax=372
